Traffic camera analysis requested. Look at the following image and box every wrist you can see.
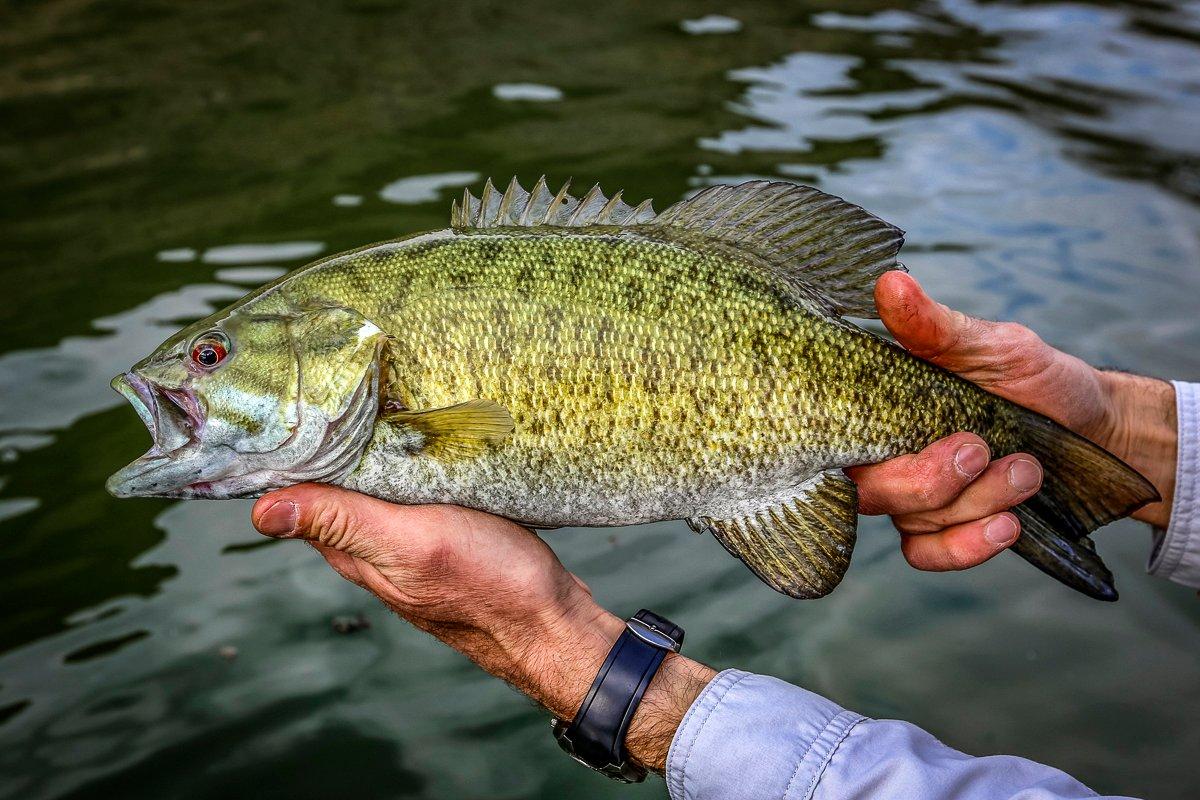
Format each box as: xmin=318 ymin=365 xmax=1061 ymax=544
xmin=1098 ymin=371 xmax=1177 ymax=527
xmin=510 ymin=595 xmax=716 ymax=773
xmin=516 ymin=597 xmax=627 ymax=723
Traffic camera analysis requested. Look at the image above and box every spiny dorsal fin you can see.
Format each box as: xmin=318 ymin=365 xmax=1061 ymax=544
xmin=651 ymin=181 xmax=905 ymax=318
xmin=450 ymin=176 xmax=657 ymax=229
xmin=382 ymin=399 xmax=514 ymax=460
xmin=689 ymin=470 xmax=858 ymax=599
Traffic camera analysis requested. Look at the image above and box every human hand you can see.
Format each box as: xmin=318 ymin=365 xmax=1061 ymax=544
xmin=847 ymin=271 xmax=1177 ymax=571
xmin=251 ymin=484 xmax=715 ymax=772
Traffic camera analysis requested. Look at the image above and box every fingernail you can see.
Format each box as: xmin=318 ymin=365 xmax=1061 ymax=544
xmin=256 ymin=500 xmax=298 ymax=536
xmin=985 ymin=515 xmax=1018 ymax=547
xmin=954 ymin=443 xmax=989 ymax=478
xmin=1008 ymin=459 xmax=1042 ymax=493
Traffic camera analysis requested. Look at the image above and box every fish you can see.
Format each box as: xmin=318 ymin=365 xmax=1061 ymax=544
xmin=106 ymin=177 xmax=1159 ymax=601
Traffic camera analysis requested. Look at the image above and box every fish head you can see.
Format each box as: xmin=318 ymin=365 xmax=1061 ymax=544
xmin=107 ymin=302 xmax=388 ymax=499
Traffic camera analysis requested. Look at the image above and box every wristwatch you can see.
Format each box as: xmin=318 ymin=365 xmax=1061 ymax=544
xmin=551 ymin=609 xmax=684 ymax=782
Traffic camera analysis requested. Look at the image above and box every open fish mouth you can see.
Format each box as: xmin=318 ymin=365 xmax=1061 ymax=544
xmin=105 ymin=372 xmax=236 ymax=498
xmin=106 ymin=364 xmax=379 ymax=500
xmin=113 ymin=372 xmax=198 ymax=452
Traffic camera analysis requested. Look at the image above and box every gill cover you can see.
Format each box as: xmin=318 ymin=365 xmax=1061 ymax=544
xmin=107 ymin=303 xmax=390 ymax=499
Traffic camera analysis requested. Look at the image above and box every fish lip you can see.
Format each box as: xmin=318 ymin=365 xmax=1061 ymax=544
xmin=108 ymin=372 xmax=214 ymax=497
xmin=112 ymin=372 xmax=159 ymax=442
xmin=104 ymin=443 xmax=238 ymax=499
xmin=112 ymin=371 xmax=201 ymax=455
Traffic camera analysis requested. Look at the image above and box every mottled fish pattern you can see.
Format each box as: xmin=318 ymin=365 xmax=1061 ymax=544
xmin=108 ymin=178 xmax=1158 ymax=600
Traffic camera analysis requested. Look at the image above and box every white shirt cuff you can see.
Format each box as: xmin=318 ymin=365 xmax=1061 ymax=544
xmin=1147 ymin=381 xmax=1200 ymax=588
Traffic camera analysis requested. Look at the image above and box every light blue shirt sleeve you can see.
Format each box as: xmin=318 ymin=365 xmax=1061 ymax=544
xmin=667 ymin=669 xmax=1137 ymax=800
xmin=1147 ymin=380 xmax=1200 ymax=588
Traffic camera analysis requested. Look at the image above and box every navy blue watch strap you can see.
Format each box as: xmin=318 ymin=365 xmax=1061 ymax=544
xmin=553 ymin=610 xmax=684 ymax=782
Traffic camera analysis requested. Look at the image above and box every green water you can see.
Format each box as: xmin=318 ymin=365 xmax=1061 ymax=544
xmin=2 ymin=1 xmax=1199 ymax=797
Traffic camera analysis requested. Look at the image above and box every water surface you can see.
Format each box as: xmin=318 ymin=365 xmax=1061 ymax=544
xmin=2 ymin=1 xmax=1199 ymax=798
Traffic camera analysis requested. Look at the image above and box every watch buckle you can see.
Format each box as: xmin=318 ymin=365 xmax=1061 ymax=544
xmin=624 ymin=617 xmax=681 ymax=652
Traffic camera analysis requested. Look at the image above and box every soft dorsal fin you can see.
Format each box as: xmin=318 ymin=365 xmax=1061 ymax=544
xmin=451 ymin=176 xmax=656 ymax=229
xmin=688 ymin=470 xmax=859 ymax=599
xmin=651 ymin=181 xmax=905 ymax=318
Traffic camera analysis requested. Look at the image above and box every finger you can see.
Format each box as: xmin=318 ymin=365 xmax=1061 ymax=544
xmin=875 ymin=270 xmax=979 ymax=364
xmin=901 ymin=512 xmax=1021 ymax=571
xmin=875 ymin=271 xmax=1022 ymax=373
xmin=849 ymin=432 xmax=991 ymax=516
xmin=252 ymin=483 xmax=442 ymax=562
xmin=892 ymin=454 xmax=1043 ymax=534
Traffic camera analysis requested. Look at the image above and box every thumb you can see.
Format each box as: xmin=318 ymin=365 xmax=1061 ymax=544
xmin=874 ymin=271 xmax=998 ymax=371
xmin=252 ymin=483 xmax=400 ymax=562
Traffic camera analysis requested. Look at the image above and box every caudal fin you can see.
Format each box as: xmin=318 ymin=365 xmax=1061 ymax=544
xmin=1007 ymin=410 xmax=1159 ymax=601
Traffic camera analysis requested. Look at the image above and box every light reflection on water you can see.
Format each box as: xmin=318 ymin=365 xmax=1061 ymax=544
xmin=1 ymin=2 xmax=1198 ymax=798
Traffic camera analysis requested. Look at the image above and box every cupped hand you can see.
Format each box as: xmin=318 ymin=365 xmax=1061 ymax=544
xmin=251 ymin=485 xmax=715 ymax=771
xmin=252 ymin=485 xmax=607 ymax=687
xmin=848 ymin=271 xmax=1177 ymax=573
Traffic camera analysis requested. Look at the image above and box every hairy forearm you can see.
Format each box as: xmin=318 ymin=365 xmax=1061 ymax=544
xmin=1099 ymin=371 xmax=1177 ymax=527
xmin=474 ymin=599 xmax=716 ymax=773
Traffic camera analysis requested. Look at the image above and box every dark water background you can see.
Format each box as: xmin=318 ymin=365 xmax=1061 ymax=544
xmin=2 ymin=1 xmax=1199 ymax=797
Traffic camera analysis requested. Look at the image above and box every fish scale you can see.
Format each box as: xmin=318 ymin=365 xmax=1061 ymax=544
xmin=108 ymin=178 xmax=1158 ymax=601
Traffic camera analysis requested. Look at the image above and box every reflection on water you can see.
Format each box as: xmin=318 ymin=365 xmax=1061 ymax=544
xmin=0 ymin=284 xmax=245 ymax=439
xmin=1 ymin=1 xmax=1198 ymax=798
xmin=492 ymin=83 xmax=564 ymax=102
xmin=154 ymin=248 xmax=198 ymax=264
xmin=201 ymin=241 xmax=327 ymax=265
xmin=680 ymin=15 xmax=744 ymax=35
xmin=332 ymin=194 xmax=364 ymax=208
xmin=379 ymin=172 xmax=483 ymax=205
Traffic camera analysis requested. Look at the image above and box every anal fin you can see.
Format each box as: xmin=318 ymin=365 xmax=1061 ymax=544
xmin=690 ymin=471 xmax=858 ymax=599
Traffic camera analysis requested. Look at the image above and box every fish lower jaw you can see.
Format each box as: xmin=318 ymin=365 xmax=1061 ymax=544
xmin=106 ymin=427 xmax=371 ymax=500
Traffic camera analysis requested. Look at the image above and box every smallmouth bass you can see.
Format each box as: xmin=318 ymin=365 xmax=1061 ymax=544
xmin=107 ymin=178 xmax=1158 ymax=600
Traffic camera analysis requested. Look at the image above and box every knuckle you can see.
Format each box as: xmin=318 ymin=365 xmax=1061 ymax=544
xmin=850 ymin=478 xmax=885 ymax=516
xmin=308 ymin=501 xmax=356 ymax=550
xmin=901 ymin=532 xmax=977 ymax=572
xmin=892 ymin=514 xmax=938 ymax=535
xmin=996 ymin=321 xmax=1042 ymax=351
xmin=912 ymin=474 xmax=957 ymax=509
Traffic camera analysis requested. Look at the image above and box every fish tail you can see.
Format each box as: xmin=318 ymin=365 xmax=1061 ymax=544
xmin=1003 ymin=408 xmax=1159 ymax=601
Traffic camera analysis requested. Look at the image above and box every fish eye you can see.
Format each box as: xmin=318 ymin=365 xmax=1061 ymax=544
xmin=190 ymin=331 xmax=230 ymax=369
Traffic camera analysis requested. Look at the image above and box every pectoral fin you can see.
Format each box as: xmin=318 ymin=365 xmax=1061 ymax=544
xmin=383 ymin=399 xmax=514 ymax=459
xmin=690 ymin=470 xmax=859 ymax=599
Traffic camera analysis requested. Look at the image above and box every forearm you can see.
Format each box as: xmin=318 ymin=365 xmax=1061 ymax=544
xmin=442 ymin=602 xmax=1136 ymax=799
xmin=480 ymin=601 xmax=716 ymax=772
xmin=424 ymin=597 xmax=710 ymax=772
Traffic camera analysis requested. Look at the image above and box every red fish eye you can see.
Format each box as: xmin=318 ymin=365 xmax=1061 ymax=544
xmin=191 ymin=337 xmax=228 ymax=368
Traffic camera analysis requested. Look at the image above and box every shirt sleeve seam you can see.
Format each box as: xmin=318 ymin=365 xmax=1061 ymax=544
xmin=783 ymin=710 xmax=868 ymax=800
